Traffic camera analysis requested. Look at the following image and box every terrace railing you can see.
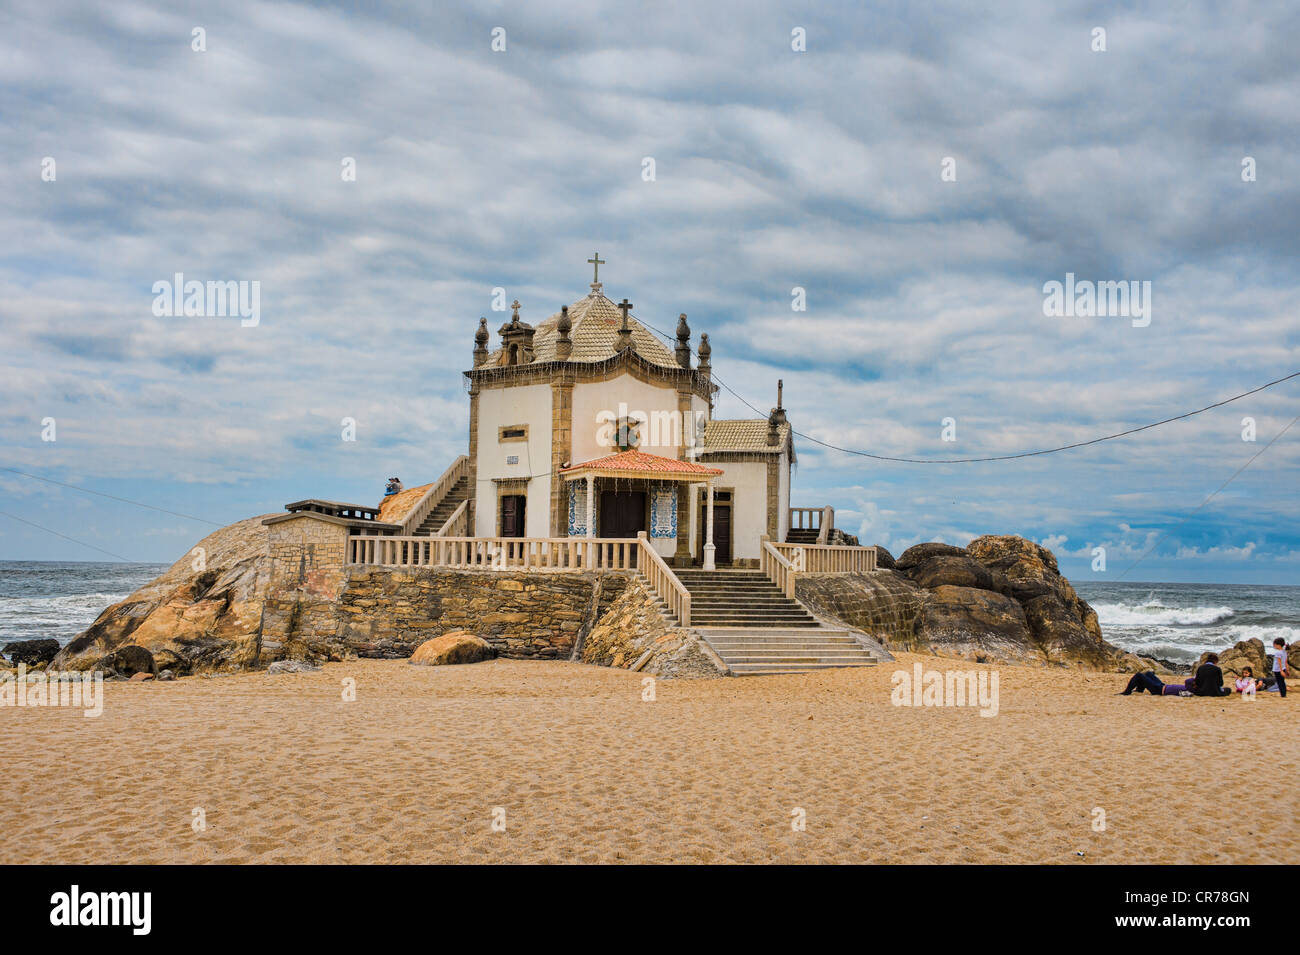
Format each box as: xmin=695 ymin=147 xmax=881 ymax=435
xmin=635 ymin=532 xmax=691 ymax=627
xmin=435 ymin=499 xmax=469 ymax=537
xmin=347 ymin=535 xmax=639 ymax=572
xmin=769 ymin=541 xmax=877 ymax=575
xmin=761 ymin=539 xmax=799 ymax=598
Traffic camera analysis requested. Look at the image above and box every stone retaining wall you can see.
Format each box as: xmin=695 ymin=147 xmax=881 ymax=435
xmin=330 ymin=569 xmax=629 ymax=661
xmin=796 ymin=571 xmax=926 ymax=650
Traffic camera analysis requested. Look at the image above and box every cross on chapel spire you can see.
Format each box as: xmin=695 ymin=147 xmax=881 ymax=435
xmin=587 ymin=252 xmax=605 ymax=284
xmin=616 ymin=298 xmax=634 ymax=351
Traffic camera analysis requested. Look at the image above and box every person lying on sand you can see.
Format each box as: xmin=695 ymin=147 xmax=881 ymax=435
xmin=1192 ymin=654 xmax=1231 ymax=697
xmin=1120 ymin=671 xmax=1195 ymax=696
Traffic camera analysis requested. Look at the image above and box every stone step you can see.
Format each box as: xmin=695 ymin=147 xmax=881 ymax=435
xmin=681 ymin=588 xmax=789 ymax=595
xmin=728 ymin=662 xmax=878 ymax=675
xmin=690 ymin=616 xmax=818 ymax=625
xmin=689 ymin=601 xmax=801 ymax=609
xmin=696 ymin=624 xmax=879 ymax=675
xmin=705 ymin=639 xmax=863 ymax=649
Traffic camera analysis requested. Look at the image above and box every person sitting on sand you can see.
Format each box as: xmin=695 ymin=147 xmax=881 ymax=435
xmin=1192 ymin=653 xmax=1231 ymax=697
xmin=1120 ymin=671 xmax=1195 ymax=696
xmin=1235 ymin=667 xmax=1265 ymax=695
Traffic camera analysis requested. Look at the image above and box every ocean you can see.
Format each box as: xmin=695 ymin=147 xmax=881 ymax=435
xmin=0 ymin=561 xmax=168 ymax=646
xmin=0 ymin=562 xmax=1296 ymax=668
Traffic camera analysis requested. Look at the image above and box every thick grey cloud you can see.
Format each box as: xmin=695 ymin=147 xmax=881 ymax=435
xmin=1 ymin=0 xmax=1296 ymax=581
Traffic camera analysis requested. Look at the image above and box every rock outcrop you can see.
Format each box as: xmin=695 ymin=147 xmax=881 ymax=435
xmin=581 ymin=577 xmax=727 ymax=678
xmin=799 ymin=534 xmax=1140 ymax=670
xmin=50 ymin=516 xmax=274 ymax=675
xmin=409 ymin=631 xmax=496 ymax=666
xmin=98 ymin=645 xmax=158 ymax=678
xmin=3 ymin=639 xmax=60 ymax=667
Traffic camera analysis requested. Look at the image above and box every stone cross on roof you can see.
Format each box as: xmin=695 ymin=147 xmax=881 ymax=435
xmin=616 ymin=298 xmax=634 ymax=350
xmin=587 ymin=252 xmax=605 ymax=284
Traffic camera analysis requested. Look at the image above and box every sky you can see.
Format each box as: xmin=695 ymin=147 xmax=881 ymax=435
xmin=1 ymin=0 xmax=1297 ymax=584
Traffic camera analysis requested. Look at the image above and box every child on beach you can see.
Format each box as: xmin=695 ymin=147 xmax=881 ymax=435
xmin=1235 ymin=667 xmax=1264 ymax=696
xmin=1268 ymin=638 xmax=1289 ymax=698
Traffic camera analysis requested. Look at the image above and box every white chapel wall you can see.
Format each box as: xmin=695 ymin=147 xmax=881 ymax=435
xmin=474 ymin=383 xmax=553 ymax=537
xmin=571 ymin=375 xmax=686 ymax=463
xmin=716 ymin=460 xmax=769 ymax=562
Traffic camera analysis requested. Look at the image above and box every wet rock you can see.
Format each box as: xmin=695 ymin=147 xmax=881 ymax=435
xmin=97 ymin=645 xmax=157 ymax=678
xmin=3 ymin=639 xmax=60 ymax=667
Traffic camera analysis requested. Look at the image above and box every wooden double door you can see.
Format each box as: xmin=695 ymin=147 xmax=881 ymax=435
xmin=599 ymin=490 xmax=646 ymax=539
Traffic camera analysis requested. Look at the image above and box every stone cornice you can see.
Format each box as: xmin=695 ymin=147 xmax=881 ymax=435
xmin=465 ymin=349 xmax=716 ymax=403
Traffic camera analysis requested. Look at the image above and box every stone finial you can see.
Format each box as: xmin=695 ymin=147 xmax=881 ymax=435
xmin=770 ymin=378 xmax=788 ymax=425
xmin=498 ymin=302 xmax=536 ymax=366
xmin=616 ymin=298 xmax=634 ymax=351
xmin=675 ymin=312 xmax=691 ymax=369
xmin=473 ymin=317 xmax=489 ymax=366
xmin=768 ymin=378 xmax=787 ymax=444
xmin=556 ymin=305 xmax=572 ymax=360
xmin=697 ymin=332 xmax=711 ymax=371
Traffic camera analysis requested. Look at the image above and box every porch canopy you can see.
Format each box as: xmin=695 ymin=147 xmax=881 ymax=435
xmin=560 ymin=449 xmax=727 ymax=568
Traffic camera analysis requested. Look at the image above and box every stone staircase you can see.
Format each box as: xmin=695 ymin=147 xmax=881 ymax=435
xmin=695 ymin=627 xmax=880 ymax=675
xmin=674 ymin=569 xmax=818 ymax=628
xmin=413 ymin=476 xmax=469 ymax=536
xmin=785 ymin=527 xmax=820 ymax=545
xmin=671 ymin=569 xmax=879 ymax=675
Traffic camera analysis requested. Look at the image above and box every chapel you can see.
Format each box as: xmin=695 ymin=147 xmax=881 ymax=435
xmin=464 ymin=258 xmax=797 ymax=569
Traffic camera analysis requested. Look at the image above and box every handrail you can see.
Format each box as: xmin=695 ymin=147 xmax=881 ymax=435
xmin=788 ymin=506 xmax=823 ymax=530
xmin=769 ymin=541 xmax=876 ymax=574
xmin=435 ymin=498 xmax=469 ymax=537
xmin=635 ymin=532 xmax=691 ymax=627
xmin=400 ymin=454 xmax=470 ymax=535
xmin=816 ymin=505 xmax=834 ymax=544
xmin=761 ymin=538 xmax=798 ymax=598
xmin=347 ymin=535 xmax=639 ymax=572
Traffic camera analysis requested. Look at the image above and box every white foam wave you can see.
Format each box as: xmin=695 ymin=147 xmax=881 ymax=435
xmin=1093 ymin=600 xmax=1235 ymax=627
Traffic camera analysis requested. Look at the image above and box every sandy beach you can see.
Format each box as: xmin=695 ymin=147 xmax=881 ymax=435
xmin=2 ymin=653 xmax=1295 ymax=865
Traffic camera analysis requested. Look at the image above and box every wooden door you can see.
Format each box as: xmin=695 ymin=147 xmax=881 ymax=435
xmin=599 ymin=490 xmax=646 ymax=538
xmin=500 ymin=494 xmax=526 ymax=538
xmin=714 ymin=505 xmax=732 ymax=563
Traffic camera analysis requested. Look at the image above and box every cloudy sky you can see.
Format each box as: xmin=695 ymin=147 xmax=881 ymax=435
xmin=2 ymin=0 xmax=1297 ymax=583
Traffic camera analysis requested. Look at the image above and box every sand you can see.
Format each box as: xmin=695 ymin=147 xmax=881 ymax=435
xmin=2 ymin=653 xmax=1295 ymax=864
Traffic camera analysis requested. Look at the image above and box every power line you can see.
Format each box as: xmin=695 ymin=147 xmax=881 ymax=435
xmin=0 ymin=510 xmax=133 ymax=562
xmin=1115 ymin=412 xmax=1300 ymax=579
xmin=635 ymin=315 xmax=1298 ymax=464
xmin=0 ymin=466 xmax=222 ymax=525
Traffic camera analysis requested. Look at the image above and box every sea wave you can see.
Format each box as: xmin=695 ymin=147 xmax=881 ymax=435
xmin=1092 ymin=599 xmax=1235 ymax=627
